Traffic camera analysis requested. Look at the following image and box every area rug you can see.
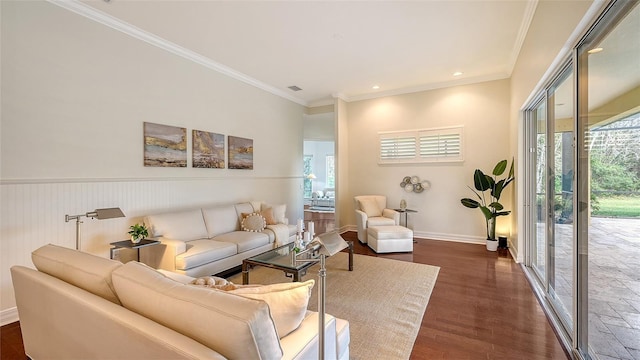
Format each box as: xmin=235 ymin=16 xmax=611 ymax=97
xmin=227 ymin=252 xmax=440 ymax=360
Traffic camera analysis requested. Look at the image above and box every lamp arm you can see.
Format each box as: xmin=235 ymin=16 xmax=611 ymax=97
xmin=64 ymin=214 xmax=86 ymax=250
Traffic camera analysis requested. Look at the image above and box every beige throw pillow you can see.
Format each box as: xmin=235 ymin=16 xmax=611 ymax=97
xmin=241 ymin=212 xmax=267 ymax=232
xmin=230 ymin=280 xmax=315 ymax=338
xmin=360 ymin=198 xmax=382 ymax=217
xmin=262 ymin=203 xmax=286 ymax=224
xmin=260 ymin=207 xmax=278 ymax=225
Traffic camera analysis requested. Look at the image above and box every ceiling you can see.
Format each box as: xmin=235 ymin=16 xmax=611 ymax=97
xmin=79 ymin=0 xmax=537 ymax=107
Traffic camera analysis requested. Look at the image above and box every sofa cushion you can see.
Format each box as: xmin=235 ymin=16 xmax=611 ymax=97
xmin=146 ymin=209 xmax=208 ymax=242
xmin=202 ymin=205 xmax=240 ymax=238
xmin=112 ymin=262 xmax=283 ymax=359
xmin=234 ymin=202 xmax=255 ymax=223
xmin=175 ymin=240 xmax=237 ymax=271
xmin=359 ymin=198 xmax=382 ymax=217
xmin=214 ymin=231 xmax=270 ymax=253
xmin=367 ymin=216 xmax=396 ymax=227
xmin=230 ymin=280 xmax=315 ymax=338
xmin=31 ymin=244 xmax=122 ymax=305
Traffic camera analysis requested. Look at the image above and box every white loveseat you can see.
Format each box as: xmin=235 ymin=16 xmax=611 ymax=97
xmin=11 ymin=244 xmax=350 ymax=360
xmin=141 ymin=201 xmax=297 ymax=277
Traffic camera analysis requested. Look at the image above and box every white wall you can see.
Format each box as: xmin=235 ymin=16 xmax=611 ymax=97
xmin=341 ymin=79 xmax=511 ymax=242
xmin=0 ymin=0 xmax=305 ymax=320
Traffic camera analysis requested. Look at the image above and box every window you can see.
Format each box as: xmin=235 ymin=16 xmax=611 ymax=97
xmin=303 ymin=155 xmax=312 ymax=198
xmin=326 ymin=155 xmax=335 ymax=188
xmin=379 ymin=126 xmax=463 ymax=164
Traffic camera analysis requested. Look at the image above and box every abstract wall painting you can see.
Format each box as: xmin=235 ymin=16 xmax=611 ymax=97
xmin=228 ymin=136 xmax=253 ymax=170
xmin=193 ymin=130 xmax=225 ymax=169
xmin=143 ymin=122 xmax=187 ymax=167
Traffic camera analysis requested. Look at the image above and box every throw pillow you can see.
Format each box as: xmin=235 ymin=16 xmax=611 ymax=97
xmin=241 ymin=213 xmax=266 ymax=232
xmin=230 ymin=280 xmax=315 ymax=338
xmin=260 ymin=207 xmax=278 ymax=225
xmin=360 ymin=198 xmax=382 ymax=217
xmin=262 ymin=203 xmax=286 ymax=224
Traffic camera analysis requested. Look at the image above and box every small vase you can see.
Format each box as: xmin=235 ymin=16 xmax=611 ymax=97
xmin=131 ymin=235 xmax=142 ymax=244
xmin=400 ymin=199 xmax=407 ymax=210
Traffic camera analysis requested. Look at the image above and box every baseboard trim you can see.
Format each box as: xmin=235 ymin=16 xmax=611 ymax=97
xmin=339 ymin=226 xmax=486 ymax=245
xmin=1 ymin=307 xmax=19 ymax=326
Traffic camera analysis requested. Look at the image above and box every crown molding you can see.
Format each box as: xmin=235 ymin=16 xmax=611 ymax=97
xmin=46 ymin=0 xmax=308 ymax=107
xmin=507 ymin=0 xmax=539 ymax=77
xmin=343 ymin=73 xmax=510 ymax=103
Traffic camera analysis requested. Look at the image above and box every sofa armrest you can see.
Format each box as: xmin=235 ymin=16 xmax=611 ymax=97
xmin=354 ymin=210 xmax=368 ymax=242
xmin=280 ymin=311 xmax=338 ymax=360
xmin=140 ymin=237 xmax=186 ymax=272
xmin=382 ymin=209 xmax=400 ymax=225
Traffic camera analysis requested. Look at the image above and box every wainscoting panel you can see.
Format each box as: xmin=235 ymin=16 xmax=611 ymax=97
xmin=0 ymin=177 xmax=302 ymax=314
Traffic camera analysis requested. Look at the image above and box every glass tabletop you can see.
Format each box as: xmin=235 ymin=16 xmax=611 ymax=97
xmin=246 ymin=242 xmax=318 ymax=271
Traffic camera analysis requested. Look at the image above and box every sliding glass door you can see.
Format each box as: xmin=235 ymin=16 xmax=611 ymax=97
xmin=524 ymin=1 xmax=639 ymax=359
xmin=548 ymin=68 xmax=575 ymax=331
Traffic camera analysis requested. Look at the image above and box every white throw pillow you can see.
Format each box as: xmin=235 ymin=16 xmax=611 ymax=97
xmin=359 ymin=198 xmax=382 ymax=217
xmin=230 ymin=280 xmax=315 ymax=338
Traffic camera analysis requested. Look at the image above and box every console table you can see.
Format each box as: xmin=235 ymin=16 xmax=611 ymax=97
xmin=110 ymin=239 xmax=160 ymax=262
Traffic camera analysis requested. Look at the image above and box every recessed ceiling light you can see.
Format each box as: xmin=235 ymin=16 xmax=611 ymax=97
xmin=372 ymin=85 xmax=380 ymax=90
xmin=287 ymin=85 xmax=302 ymax=92
xmin=588 ymin=47 xmax=603 ymax=54
xmin=453 ymin=72 xmax=463 ymax=77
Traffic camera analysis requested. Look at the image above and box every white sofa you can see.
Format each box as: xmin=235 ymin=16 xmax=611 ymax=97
xmin=11 ymin=244 xmax=350 ymax=360
xmin=353 ymin=195 xmax=399 ymax=243
xmin=141 ymin=201 xmax=297 ymax=277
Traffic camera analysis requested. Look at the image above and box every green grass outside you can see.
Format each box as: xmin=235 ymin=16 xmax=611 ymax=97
xmin=592 ymin=196 xmax=640 ymax=218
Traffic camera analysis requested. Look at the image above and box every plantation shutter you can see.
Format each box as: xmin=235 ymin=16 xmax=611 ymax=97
xmin=379 ymin=126 xmax=463 ymax=164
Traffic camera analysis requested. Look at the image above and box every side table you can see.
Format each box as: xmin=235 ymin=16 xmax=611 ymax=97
xmin=393 ymin=208 xmax=418 ymax=227
xmin=110 ymin=239 xmax=160 ymax=262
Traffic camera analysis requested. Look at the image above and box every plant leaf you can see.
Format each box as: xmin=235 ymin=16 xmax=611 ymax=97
xmin=467 ymin=186 xmax=483 ymax=201
xmin=495 ymin=211 xmax=511 ymax=217
xmin=493 ymin=159 xmax=508 ymax=176
xmin=480 ymin=206 xmax=493 ymax=220
xmin=508 ymin=158 xmax=514 ymax=178
xmin=493 ymin=179 xmax=505 ymax=199
xmin=474 ymin=170 xmax=491 ymax=191
xmin=461 ymin=198 xmax=480 ymax=208
xmin=489 ymin=202 xmax=503 ymax=211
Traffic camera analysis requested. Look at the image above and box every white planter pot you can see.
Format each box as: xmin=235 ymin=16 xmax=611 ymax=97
xmin=485 ymin=239 xmax=498 ymax=251
xmin=131 ymin=236 xmax=142 ymax=244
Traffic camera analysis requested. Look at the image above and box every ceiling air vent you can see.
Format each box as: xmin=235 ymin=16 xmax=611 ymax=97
xmin=288 ymin=85 xmax=303 ymax=92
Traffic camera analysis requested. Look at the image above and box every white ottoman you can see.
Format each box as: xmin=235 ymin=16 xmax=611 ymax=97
xmin=367 ymin=225 xmax=414 ymax=253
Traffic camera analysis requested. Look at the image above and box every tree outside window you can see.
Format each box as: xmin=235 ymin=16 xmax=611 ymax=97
xmin=304 ymin=155 xmax=313 ymax=198
xmin=326 ymin=155 xmax=335 ymax=188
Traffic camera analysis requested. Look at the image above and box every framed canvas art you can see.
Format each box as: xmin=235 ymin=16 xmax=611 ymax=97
xmin=228 ymin=136 xmax=253 ymax=169
xmin=192 ymin=130 xmax=225 ymax=168
xmin=143 ymin=122 xmax=187 ymax=167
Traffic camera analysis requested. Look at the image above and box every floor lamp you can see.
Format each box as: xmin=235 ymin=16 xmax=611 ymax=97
xmin=294 ymin=231 xmax=348 ymax=360
xmin=65 ymin=207 xmax=125 ymax=250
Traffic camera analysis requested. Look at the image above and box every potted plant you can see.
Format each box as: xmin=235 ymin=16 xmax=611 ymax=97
xmin=128 ymin=223 xmax=149 ymax=244
xmin=460 ymin=158 xmax=514 ymax=251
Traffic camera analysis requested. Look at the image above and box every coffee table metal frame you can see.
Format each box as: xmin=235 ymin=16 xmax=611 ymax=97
xmin=242 ymin=240 xmax=353 ymax=285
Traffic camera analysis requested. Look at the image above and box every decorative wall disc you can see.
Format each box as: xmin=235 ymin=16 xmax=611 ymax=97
xmin=399 ymin=176 xmax=430 ymax=194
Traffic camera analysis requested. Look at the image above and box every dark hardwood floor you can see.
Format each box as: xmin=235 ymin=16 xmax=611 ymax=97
xmin=1 ymin=232 xmax=568 ymax=359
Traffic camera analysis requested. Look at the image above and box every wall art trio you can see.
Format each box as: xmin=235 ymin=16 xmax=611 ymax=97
xmin=143 ymin=122 xmax=253 ymax=170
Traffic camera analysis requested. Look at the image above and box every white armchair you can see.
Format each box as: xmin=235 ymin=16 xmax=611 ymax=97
xmin=354 ymin=195 xmax=399 ymax=243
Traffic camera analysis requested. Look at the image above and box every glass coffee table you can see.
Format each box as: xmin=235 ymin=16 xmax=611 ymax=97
xmin=242 ymin=240 xmax=353 ymax=285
